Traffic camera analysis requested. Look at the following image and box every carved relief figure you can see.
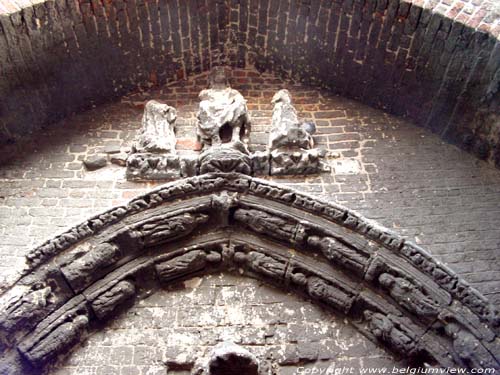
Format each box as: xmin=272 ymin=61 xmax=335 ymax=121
xmin=308 ymin=235 xmax=368 ymax=275
xmin=364 ymin=311 xmax=417 ymax=355
xmin=132 ymin=213 xmax=210 ymax=247
xmin=267 ymin=90 xmax=330 ymax=175
xmin=233 ymin=208 xmax=296 ymax=242
xmin=133 ymin=100 xmax=178 ymax=154
xmin=378 ymin=273 xmax=440 ymax=318
xmin=20 ymin=314 xmax=89 ymax=367
xmin=61 ymin=243 xmax=122 ymax=292
xmin=91 ymin=280 xmax=136 ymax=320
xmin=307 ymin=276 xmax=354 ymax=313
xmin=155 ymin=250 xmax=221 ymax=282
xmin=0 ymin=285 xmax=53 ymax=333
xmin=444 ymin=322 xmax=499 ymax=369
xmin=269 ymin=89 xmax=315 ymax=150
xmin=234 ymin=251 xmax=287 ymax=281
xmin=197 ymin=67 xmax=251 ymax=148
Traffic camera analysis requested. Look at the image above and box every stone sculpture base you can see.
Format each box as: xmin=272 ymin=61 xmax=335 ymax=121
xmin=126 ymin=153 xmax=198 ymax=181
xmin=270 ymin=149 xmax=330 ymax=176
xmin=126 ymin=149 xmax=330 ymax=180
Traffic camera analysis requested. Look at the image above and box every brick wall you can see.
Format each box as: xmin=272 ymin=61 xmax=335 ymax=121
xmin=0 ymin=0 xmax=499 ymax=167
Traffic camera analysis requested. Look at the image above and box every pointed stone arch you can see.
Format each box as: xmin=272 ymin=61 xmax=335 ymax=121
xmin=0 ymin=173 xmax=499 ymax=374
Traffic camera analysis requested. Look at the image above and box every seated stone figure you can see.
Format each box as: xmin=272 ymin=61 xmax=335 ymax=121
xmin=197 ymin=67 xmax=251 ymax=148
xmin=269 ymin=89 xmax=315 ymax=150
xmin=132 ymin=100 xmax=177 ymax=154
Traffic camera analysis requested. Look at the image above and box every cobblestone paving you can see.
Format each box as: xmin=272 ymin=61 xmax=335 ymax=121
xmin=1 ymin=69 xmax=499 ymax=305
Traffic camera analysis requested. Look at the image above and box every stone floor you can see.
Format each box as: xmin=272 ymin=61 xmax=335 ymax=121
xmin=1 ymin=68 xmax=499 ymax=308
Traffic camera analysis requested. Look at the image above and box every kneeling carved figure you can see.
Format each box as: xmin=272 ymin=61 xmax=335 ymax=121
xmin=269 ymin=89 xmax=315 ymax=150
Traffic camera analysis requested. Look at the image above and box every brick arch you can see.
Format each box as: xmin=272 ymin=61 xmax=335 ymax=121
xmin=0 ymin=0 xmax=499 ymax=166
xmin=0 ymin=173 xmax=498 ymax=373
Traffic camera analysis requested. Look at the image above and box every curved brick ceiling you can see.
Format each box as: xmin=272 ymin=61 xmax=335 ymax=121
xmin=0 ymin=0 xmax=499 ymax=166
xmin=0 ymin=173 xmax=498 ymax=373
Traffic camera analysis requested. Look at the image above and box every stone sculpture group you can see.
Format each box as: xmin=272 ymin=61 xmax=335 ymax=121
xmin=126 ymin=67 xmax=329 ymax=180
xmin=1 ymin=68 xmax=499 ymax=374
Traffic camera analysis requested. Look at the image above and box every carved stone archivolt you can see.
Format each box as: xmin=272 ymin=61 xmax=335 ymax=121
xmin=125 ymin=67 xmax=331 ymax=180
xmin=0 ymin=173 xmax=499 ymax=374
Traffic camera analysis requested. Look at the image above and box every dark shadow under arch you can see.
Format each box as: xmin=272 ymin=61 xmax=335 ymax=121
xmin=0 ymin=173 xmax=498 ymax=374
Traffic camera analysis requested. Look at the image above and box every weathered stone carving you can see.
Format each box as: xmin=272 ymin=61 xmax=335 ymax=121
xmin=307 ymin=276 xmax=354 ymax=313
xmin=207 ymin=342 xmax=259 ymax=375
xmin=267 ymin=89 xmax=330 ymax=175
xmin=269 ymin=89 xmax=314 ymax=150
xmin=364 ymin=311 xmax=417 ymax=355
xmin=20 ymin=314 xmax=88 ymax=367
xmin=126 ymin=100 xmax=183 ymax=181
xmin=250 ymin=151 xmax=270 ymax=175
xmin=197 ymin=67 xmax=250 ymax=148
xmin=18 ymin=301 xmax=89 ymax=368
xmin=444 ymin=322 xmax=499 ymax=369
xmin=439 ymin=302 xmax=496 ymax=343
xmin=234 ymin=251 xmax=287 ymax=282
xmin=133 ymin=100 xmax=177 ymax=154
xmin=131 ymin=213 xmax=210 ymax=247
xmin=3 ymin=173 xmax=499 ymax=373
xmin=196 ymin=67 xmax=253 ymax=175
xmin=307 ymin=235 xmax=369 ymax=276
xmin=270 ymin=148 xmax=330 ymax=176
xmin=365 ymin=255 xmax=451 ymax=322
xmin=90 ymin=280 xmax=136 ymax=320
xmin=378 ymin=273 xmax=440 ymax=318
xmin=0 ymin=285 xmax=53 ymax=333
xmin=61 ymin=243 xmax=121 ymax=293
xmin=233 ymin=208 xmax=298 ymax=243
xmin=121 ymin=70 xmax=333 ymax=179
xmin=199 ymin=146 xmax=252 ymax=175
xmin=155 ymin=250 xmax=222 ymax=283
xmin=126 ymin=154 xmax=182 ymax=181
xmin=401 ymin=243 xmax=499 ymax=328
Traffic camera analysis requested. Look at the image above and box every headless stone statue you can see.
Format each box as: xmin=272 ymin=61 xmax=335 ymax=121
xmin=197 ymin=67 xmax=251 ymax=148
xmin=133 ymin=100 xmax=177 ymax=154
xmin=127 ymin=100 xmax=182 ymax=180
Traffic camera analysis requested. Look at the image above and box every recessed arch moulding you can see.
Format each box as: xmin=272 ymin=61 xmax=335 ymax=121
xmin=0 ymin=0 xmax=499 ymax=166
xmin=0 ymin=173 xmax=498 ymax=374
